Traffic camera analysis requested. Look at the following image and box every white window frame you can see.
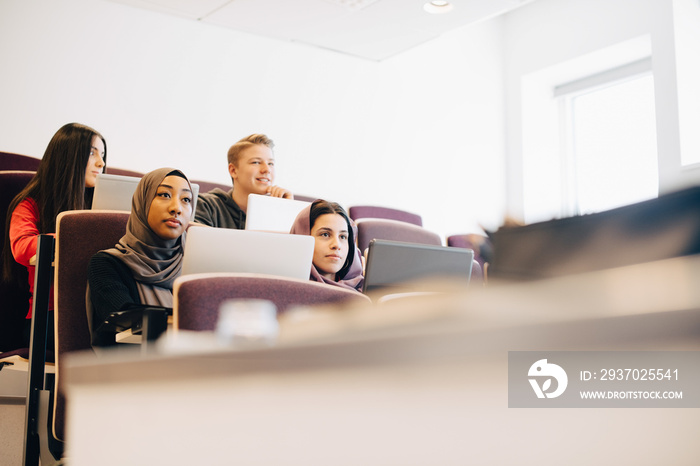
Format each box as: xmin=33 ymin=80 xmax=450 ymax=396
xmin=555 ymin=58 xmax=654 ymax=217
xmin=519 ymin=35 xmax=655 ymax=224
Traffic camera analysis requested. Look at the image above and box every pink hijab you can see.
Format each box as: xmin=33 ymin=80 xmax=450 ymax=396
xmin=290 ymin=202 xmax=364 ymax=292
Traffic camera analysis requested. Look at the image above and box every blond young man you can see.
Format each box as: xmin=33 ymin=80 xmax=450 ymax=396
xmin=194 ymin=134 xmax=293 ymax=229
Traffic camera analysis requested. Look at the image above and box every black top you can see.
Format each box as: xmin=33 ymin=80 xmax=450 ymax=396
xmin=194 ymin=188 xmax=246 ymax=229
xmin=87 ymin=251 xmax=141 ymax=346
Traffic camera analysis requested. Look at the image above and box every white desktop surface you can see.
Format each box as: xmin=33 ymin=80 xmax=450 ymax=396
xmin=62 ymin=255 xmax=700 ymax=466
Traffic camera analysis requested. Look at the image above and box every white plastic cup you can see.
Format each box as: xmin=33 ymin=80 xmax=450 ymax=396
xmin=216 ymin=299 xmax=279 ymax=348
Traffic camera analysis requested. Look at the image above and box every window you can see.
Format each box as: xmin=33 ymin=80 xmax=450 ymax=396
xmin=520 ymin=37 xmax=658 ymax=224
xmin=556 ymin=60 xmax=658 ymax=216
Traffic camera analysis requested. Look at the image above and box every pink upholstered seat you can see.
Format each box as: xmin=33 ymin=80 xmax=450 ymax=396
xmin=190 ymin=179 xmax=230 ymax=194
xmin=349 ymin=205 xmax=422 ymax=226
xmin=447 ymin=234 xmax=491 ymax=263
xmin=447 ymin=233 xmax=492 ymax=284
xmin=0 ymin=170 xmax=36 ymax=351
xmin=293 ymin=194 xmax=318 ymax=203
xmin=355 ymin=218 xmax=442 ymax=256
xmin=174 ymin=273 xmax=370 ymax=332
xmin=104 ymin=166 xmax=144 ymax=177
xmin=0 ymin=151 xmax=41 ymax=171
xmin=191 ymin=181 xmax=318 ymax=203
xmin=52 ymin=210 xmax=130 ymax=442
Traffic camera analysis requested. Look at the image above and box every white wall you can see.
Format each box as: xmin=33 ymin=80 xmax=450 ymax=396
xmin=2 ymin=0 xmax=698 ymax=233
xmin=674 ymin=0 xmax=700 ymax=167
xmin=0 ymin=0 xmax=507 ymax=238
xmin=503 ymin=0 xmax=700 ymax=222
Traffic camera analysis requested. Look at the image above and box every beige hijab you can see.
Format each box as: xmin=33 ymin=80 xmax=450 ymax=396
xmin=103 ymin=167 xmax=190 ymax=307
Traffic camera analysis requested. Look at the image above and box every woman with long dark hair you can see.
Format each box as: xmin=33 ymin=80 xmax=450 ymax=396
xmin=2 ymin=122 xmax=106 ymax=346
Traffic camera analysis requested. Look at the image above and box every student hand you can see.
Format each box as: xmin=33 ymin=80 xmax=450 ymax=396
xmin=267 ymin=186 xmax=293 ymax=199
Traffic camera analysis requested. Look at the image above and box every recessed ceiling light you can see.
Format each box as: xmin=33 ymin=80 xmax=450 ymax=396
xmin=423 ymin=1 xmax=454 ymax=14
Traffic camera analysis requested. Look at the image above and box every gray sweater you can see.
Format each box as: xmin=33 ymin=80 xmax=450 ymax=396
xmin=194 ymin=188 xmax=246 ymax=229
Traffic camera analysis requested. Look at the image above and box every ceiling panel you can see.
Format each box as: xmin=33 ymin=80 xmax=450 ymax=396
xmin=108 ymin=0 xmax=231 ymax=19
xmin=106 ymin=0 xmax=535 ymax=61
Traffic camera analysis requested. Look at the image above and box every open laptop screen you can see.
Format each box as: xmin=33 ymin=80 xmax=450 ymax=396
xmin=182 ymin=226 xmax=314 ymax=280
xmin=92 ymin=173 xmax=199 ymax=212
xmin=245 ymin=193 xmax=311 ymax=233
xmin=363 ymin=239 xmax=474 ymax=295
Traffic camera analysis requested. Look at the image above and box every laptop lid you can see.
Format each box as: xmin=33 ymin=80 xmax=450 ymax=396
xmin=92 ymin=173 xmax=199 ymax=213
xmin=182 ymin=226 xmax=314 ymax=280
xmin=363 ymin=239 xmax=474 ymax=295
xmin=245 ymin=193 xmax=311 ymax=233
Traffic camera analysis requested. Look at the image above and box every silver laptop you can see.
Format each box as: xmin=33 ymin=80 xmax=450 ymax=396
xmin=363 ymin=239 xmax=474 ymax=295
xmin=92 ymin=173 xmax=199 ymax=213
xmin=245 ymin=193 xmax=311 ymax=233
xmin=181 ymin=226 xmax=314 ymax=280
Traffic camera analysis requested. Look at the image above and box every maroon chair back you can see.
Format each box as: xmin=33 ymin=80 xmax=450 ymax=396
xmin=104 ymin=167 xmax=144 ymax=177
xmin=53 ymin=210 xmax=130 ymax=442
xmin=294 ymin=194 xmax=318 ymax=203
xmin=190 ymin=179 xmax=230 ymax=194
xmin=447 ymin=235 xmax=493 ymax=285
xmin=356 ymin=218 xmax=442 ymax=255
xmin=174 ymin=273 xmax=370 ymax=332
xmin=171 ymin=179 xmax=314 ymax=201
xmin=0 ymin=151 xmax=41 ymax=171
xmin=447 ymin=234 xmax=492 ymax=266
xmin=0 ymin=171 xmax=36 ymax=252
xmin=349 ymin=205 xmax=422 ymax=226
xmin=0 ymin=170 xmax=36 ymax=351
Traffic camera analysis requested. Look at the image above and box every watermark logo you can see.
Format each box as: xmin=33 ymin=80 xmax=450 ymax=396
xmin=510 ymin=352 xmax=699 ymax=408
xmin=528 ymin=359 xmax=568 ymax=399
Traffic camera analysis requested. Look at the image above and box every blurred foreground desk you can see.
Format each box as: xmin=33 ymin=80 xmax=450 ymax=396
xmin=62 ymin=255 xmax=700 ymax=466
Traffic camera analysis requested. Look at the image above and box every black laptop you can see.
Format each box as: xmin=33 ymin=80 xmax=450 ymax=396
xmin=363 ymin=239 xmax=474 ymax=295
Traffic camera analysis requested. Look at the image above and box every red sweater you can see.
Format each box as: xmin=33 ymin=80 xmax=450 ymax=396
xmin=9 ymin=198 xmax=54 ymax=319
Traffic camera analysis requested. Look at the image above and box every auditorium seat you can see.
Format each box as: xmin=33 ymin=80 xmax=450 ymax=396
xmin=0 ymin=151 xmax=41 ymax=171
xmin=447 ymin=233 xmax=492 ymax=270
xmin=355 ymin=218 xmax=442 ymax=256
xmin=174 ymin=272 xmax=370 ymax=332
xmin=294 ymin=194 xmax=318 ymax=203
xmin=51 ymin=210 xmax=130 ymax=445
xmin=104 ymin=167 xmax=144 ymax=177
xmin=349 ymin=205 xmax=422 ymax=226
xmin=0 ymin=170 xmax=36 ymax=351
xmin=190 ymin=179 xmax=230 ymax=194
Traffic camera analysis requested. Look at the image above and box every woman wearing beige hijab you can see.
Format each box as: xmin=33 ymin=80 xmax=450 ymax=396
xmin=87 ymin=167 xmax=193 ymax=346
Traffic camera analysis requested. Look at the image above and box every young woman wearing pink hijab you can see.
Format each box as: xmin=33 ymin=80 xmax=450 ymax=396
xmin=290 ymin=199 xmax=364 ymax=292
